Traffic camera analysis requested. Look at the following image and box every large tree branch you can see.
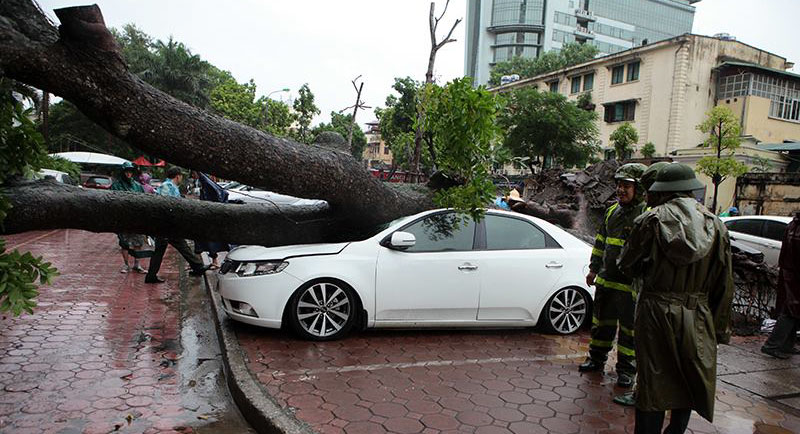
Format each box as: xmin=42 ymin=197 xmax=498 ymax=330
xmin=1 ymin=180 xmax=367 ymax=246
xmin=0 ymin=1 xmax=433 ymax=232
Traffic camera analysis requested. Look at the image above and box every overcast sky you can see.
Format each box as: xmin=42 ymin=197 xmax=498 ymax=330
xmin=38 ymin=0 xmax=799 ymax=129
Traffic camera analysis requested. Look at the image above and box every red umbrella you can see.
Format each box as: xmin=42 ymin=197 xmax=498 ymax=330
xmin=132 ymin=156 xmax=166 ymax=167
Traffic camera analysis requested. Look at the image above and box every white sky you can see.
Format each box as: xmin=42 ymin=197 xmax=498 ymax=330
xmin=37 ymin=0 xmax=799 ymax=129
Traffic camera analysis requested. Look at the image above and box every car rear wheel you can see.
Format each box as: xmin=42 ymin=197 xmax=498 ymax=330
xmin=541 ymin=287 xmax=589 ymax=334
xmin=288 ymin=280 xmax=357 ymax=341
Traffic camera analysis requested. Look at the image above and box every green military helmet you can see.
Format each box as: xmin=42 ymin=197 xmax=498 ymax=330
xmin=121 ymin=161 xmax=135 ymax=171
xmin=648 ymin=162 xmax=704 ymax=192
xmin=614 ymin=163 xmax=648 ymax=183
xmin=640 ymin=161 xmax=670 ymax=191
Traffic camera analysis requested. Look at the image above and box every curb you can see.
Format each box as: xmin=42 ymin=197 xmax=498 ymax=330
xmin=203 ymin=274 xmax=315 ymax=434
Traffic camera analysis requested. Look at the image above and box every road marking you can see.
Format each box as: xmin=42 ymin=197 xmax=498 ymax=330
xmin=5 ymin=229 xmax=60 ymax=250
xmin=271 ymin=353 xmax=585 ymax=379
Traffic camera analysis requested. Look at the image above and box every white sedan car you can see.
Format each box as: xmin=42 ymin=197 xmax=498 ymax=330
xmin=721 ymin=215 xmax=792 ymax=266
xmin=218 ymin=209 xmax=594 ymax=340
xmin=225 ymin=184 xmax=326 ymax=207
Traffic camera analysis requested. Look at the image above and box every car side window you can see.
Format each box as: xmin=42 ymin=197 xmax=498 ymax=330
xmin=402 ymin=213 xmax=476 ymax=252
xmin=485 ymin=215 xmax=548 ymax=250
xmin=726 ymin=219 xmax=763 ymax=237
xmin=763 ymin=221 xmax=787 ymax=241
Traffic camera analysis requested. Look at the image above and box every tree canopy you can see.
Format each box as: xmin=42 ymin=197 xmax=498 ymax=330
xmin=375 ymin=77 xmax=420 ymax=169
xmin=293 ymin=84 xmax=320 ymax=144
xmin=609 ymin=122 xmax=638 ymax=160
xmin=695 ymin=106 xmax=748 ymax=213
xmin=312 ymin=112 xmax=367 ymax=159
xmin=489 ymin=43 xmax=599 ymax=87
xmin=497 ymin=87 xmax=599 ymax=171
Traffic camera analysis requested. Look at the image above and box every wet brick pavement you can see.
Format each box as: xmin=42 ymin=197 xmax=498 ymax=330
xmin=233 ymin=309 xmax=800 ymax=433
xmin=0 ymin=230 xmax=247 ymax=434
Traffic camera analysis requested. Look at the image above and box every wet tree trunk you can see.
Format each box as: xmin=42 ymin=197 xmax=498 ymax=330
xmin=0 ymin=1 xmax=434 ymax=241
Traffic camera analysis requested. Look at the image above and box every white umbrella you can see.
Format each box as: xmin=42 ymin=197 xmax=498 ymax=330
xmin=51 ymin=151 xmax=131 ymax=166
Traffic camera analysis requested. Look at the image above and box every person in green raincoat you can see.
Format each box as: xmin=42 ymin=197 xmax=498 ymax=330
xmin=110 ymin=161 xmax=148 ymax=273
xmin=618 ymin=163 xmax=734 ymax=434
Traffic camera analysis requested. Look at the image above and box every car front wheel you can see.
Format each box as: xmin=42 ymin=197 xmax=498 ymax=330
xmin=288 ymin=280 xmax=358 ymax=341
xmin=541 ymin=287 xmax=589 ymax=334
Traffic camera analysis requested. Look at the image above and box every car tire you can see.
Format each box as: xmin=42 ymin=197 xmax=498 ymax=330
xmin=287 ymin=279 xmax=358 ymax=341
xmin=540 ymin=287 xmax=590 ymax=335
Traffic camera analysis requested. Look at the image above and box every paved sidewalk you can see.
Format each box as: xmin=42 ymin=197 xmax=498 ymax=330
xmin=0 ymin=230 xmax=251 ymax=434
xmin=224 ymin=290 xmax=800 ymax=433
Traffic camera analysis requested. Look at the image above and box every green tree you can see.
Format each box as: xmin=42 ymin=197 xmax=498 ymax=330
xmin=209 ymin=71 xmax=262 ymax=128
xmin=0 ymin=81 xmax=59 ymax=316
xmin=375 ymin=77 xmax=420 ymax=168
xmin=262 ymin=98 xmax=295 ymax=138
xmin=489 ymin=43 xmax=599 ymax=86
xmin=40 ymin=155 xmax=81 ymax=181
xmin=695 ymin=106 xmax=748 ymax=213
xmin=497 ymin=87 xmax=598 ymax=171
xmin=312 ymin=112 xmax=367 ymax=158
xmin=421 ymin=78 xmax=501 ymax=220
xmin=142 ymin=37 xmax=214 ymax=108
xmin=641 ymin=141 xmax=656 ymax=159
xmin=111 ymin=24 xmax=156 ymax=74
xmin=48 ymin=100 xmax=138 ymax=158
xmin=293 ymin=83 xmax=320 ymax=144
xmin=610 ymin=122 xmax=638 ymax=160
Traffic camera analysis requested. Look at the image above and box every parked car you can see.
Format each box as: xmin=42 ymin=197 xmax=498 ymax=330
xmin=218 ymin=209 xmax=594 ymax=341
xmin=226 ymin=185 xmax=325 ymax=207
xmin=721 ymin=215 xmax=792 ymax=266
xmin=82 ymin=175 xmax=113 ymax=190
xmin=36 ymin=169 xmax=77 ymax=185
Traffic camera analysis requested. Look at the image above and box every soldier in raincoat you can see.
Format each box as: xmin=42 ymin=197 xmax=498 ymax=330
xmin=761 ymin=211 xmax=800 ymax=358
xmin=579 ymin=163 xmax=648 ymax=388
xmin=618 ymin=163 xmax=734 ymax=433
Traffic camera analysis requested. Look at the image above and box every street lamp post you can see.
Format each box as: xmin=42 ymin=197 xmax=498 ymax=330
xmin=263 ymin=88 xmax=290 ymax=130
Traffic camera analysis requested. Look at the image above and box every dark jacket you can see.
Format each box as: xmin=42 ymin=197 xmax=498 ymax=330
xmin=778 ymin=214 xmax=800 ymax=318
xmin=618 ymin=196 xmax=733 ymax=421
xmin=194 ymin=173 xmax=231 ymax=255
xmin=590 ymin=199 xmax=647 ymax=294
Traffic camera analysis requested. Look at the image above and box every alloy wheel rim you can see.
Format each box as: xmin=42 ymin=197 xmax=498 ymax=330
xmin=296 ymin=282 xmax=351 ymax=337
xmin=548 ymin=288 xmax=587 ymax=334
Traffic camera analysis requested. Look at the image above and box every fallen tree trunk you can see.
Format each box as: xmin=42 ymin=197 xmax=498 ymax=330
xmin=1 ymin=180 xmax=365 ymax=246
xmin=0 ymin=1 xmax=433 ymax=236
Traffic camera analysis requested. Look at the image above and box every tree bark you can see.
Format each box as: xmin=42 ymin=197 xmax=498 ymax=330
xmin=0 ymin=1 xmax=434 ymax=238
xmin=1 ymin=180 xmax=366 ymax=246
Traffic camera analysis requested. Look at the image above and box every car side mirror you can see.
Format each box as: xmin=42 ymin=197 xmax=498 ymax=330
xmin=388 ymin=231 xmax=416 ymax=250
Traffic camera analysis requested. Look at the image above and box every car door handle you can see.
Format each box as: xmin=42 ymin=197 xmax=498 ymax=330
xmin=458 ymin=264 xmax=478 ymax=271
xmin=546 ymin=262 xmax=563 ymax=269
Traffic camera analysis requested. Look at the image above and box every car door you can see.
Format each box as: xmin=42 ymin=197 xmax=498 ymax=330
xmin=474 ymin=214 xmax=566 ymax=321
xmin=726 ymin=219 xmax=765 ymax=255
xmin=760 ymin=220 xmax=787 ymax=265
xmin=375 ymin=212 xmax=480 ymax=321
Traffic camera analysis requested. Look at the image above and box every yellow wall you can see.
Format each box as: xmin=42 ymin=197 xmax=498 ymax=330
xmin=719 ymin=96 xmax=800 ymax=143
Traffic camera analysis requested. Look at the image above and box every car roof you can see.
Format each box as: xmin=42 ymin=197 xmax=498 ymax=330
xmin=721 ymin=215 xmax=792 ymax=224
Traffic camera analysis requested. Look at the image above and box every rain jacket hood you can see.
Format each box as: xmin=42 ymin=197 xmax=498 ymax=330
xmin=654 ymin=197 xmax=716 ymax=266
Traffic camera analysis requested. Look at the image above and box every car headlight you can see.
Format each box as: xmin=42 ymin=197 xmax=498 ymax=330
xmin=235 ymin=261 xmax=288 ymax=277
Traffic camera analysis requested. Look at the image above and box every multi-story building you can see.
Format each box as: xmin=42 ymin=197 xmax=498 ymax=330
xmin=362 ymin=121 xmax=393 ymax=168
xmin=493 ymin=33 xmax=800 ymax=213
xmin=465 ymin=0 xmax=700 ymax=86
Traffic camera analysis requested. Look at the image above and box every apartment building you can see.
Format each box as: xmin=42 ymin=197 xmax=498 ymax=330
xmin=362 ymin=121 xmax=393 ymax=168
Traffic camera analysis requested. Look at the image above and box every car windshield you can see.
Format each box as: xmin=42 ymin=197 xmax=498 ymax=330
xmin=90 ymin=178 xmax=111 ymax=185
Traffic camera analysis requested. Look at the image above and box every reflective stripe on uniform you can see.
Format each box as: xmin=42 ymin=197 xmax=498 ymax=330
xmin=592 ymin=248 xmax=604 ymax=257
xmin=595 ymin=234 xmax=606 ymax=243
xmin=590 ymin=339 xmax=614 ymax=348
xmin=605 ymin=203 xmax=619 ymax=224
xmin=595 ymin=276 xmax=634 ymax=294
xmin=618 ymin=345 xmax=636 ymax=357
xmin=605 ymin=237 xmax=625 ymax=247
xmin=620 ymin=325 xmax=635 ymax=337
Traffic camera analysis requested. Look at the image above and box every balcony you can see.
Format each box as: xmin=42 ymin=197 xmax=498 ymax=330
xmin=575 ymin=9 xmax=596 ymax=21
xmin=574 ymin=26 xmax=595 ymax=39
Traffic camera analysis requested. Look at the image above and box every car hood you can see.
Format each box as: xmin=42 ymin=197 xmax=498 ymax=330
xmin=227 ymin=242 xmax=350 ymax=261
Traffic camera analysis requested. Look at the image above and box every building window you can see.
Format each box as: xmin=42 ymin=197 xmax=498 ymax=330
xmin=603 ymin=101 xmax=636 ymax=122
xmin=549 ymin=81 xmax=559 ymax=93
xmin=627 ymin=61 xmax=640 ymax=82
xmin=611 ymin=65 xmax=624 ymax=85
xmin=383 ymin=146 xmax=390 ymax=155
xmin=718 ymin=72 xmax=800 ymax=122
xmin=583 ymin=73 xmax=594 ymax=91
xmin=571 ymin=76 xmax=581 ymax=94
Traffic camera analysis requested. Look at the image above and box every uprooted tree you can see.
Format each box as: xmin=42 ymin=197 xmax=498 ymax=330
xmin=0 ymin=1 xmax=502 ymax=314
